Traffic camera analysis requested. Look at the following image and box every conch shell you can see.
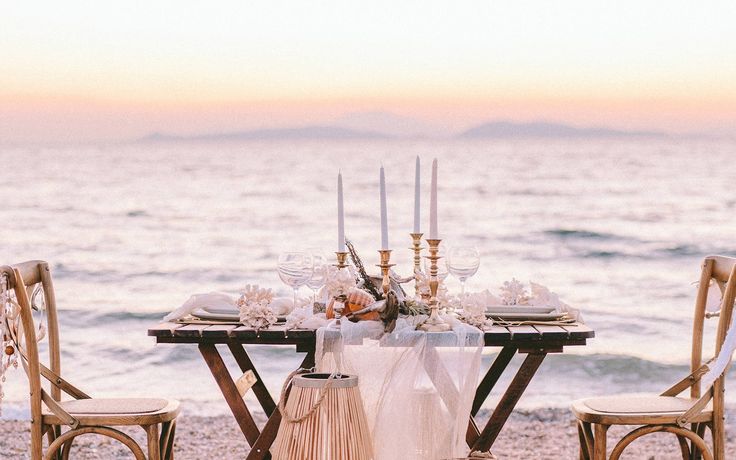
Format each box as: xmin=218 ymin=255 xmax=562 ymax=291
xmin=326 ymin=288 xmax=379 ymax=321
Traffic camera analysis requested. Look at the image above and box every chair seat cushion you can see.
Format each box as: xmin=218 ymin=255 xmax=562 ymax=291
xmin=583 ymin=395 xmax=702 ymax=414
xmin=50 ymin=398 xmax=170 ymax=415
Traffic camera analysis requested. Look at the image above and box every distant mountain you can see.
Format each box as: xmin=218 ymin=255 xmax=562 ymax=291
xmin=137 ymin=125 xmax=390 ymax=142
xmin=332 ymin=111 xmax=444 ymax=138
xmin=458 ymin=121 xmax=666 ymax=139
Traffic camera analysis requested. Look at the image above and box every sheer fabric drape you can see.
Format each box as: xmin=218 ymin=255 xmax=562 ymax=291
xmin=316 ymin=316 xmax=483 ymax=460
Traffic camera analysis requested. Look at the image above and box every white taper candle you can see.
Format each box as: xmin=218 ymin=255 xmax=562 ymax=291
xmin=413 ymin=156 xmax=420 ymax=233
xmin=380 ymin=165 xmax=389 ymax=250
xmin=337 ymin=171 xmax=346 ymax=252
xmin=429 ymin=158 xmax=438 ymax=239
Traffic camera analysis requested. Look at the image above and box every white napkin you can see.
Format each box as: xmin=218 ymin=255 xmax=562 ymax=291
xmin=163 ymin=292 xmax=236 ymax=322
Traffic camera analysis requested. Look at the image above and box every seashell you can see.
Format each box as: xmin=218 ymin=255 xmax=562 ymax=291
xmin=326 ymin=288 xmax=379 ymax=321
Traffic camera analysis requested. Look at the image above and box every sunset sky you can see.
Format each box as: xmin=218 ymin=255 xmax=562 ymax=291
xmin=1 ymin=1 xmax=735 ymax=143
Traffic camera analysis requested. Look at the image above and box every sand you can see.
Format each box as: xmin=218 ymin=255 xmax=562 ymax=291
xmin=2 ymin=408 xmax=735 ymax=459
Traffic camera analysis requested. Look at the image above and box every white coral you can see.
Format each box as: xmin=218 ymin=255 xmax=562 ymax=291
xmin=462 ymin=289 xmax=500 ymax=316
xmin=238 ymin=284 xmax=274 ymax=307
xmin=461 ymin=312 xmax=492 ymax=330
xmin=499 ymin=278 xmax=529 ymax=305
xmin=237 ymin=284 xmax=276 ymax=330
xmin=239 ymin=303 xmax=277 ymax=330
xmin=324 ymin=266 xmax=357 ymax=298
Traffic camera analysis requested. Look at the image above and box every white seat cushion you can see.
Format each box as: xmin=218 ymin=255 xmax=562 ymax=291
xmin=583 ymin=395 xmax=701 ymax=414
xmin=49 ymin=398 xmax=170 ymax=415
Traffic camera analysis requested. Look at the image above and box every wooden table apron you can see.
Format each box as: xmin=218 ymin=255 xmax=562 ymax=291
xmin=148 ymin=322 xmax=594 ymax=459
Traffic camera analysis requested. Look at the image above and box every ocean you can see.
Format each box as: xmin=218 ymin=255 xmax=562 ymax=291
xmin=1 ymin=137 xmax=735 ymax=418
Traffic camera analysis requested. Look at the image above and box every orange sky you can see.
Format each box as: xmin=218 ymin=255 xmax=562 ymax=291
xmin=1 ymin=1 xmax=734 ymax=143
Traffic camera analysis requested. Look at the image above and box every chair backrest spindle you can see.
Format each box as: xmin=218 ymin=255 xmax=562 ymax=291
xmin=688 ymin=256 xmax=736 ymax=422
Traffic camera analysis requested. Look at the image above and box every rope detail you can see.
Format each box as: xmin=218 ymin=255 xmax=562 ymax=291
xmin=277 ymin=368 xmax=338 ymax=424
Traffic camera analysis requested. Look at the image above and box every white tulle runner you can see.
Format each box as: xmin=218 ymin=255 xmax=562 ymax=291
xmin=316 ymin=316 xmax=484 ymax=460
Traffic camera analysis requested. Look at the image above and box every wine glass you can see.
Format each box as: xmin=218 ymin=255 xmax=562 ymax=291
xmin=306 ymin=249 xmax=328 ymax=309
xmin=446 ymin=246 xmax=480 ymax=297
xmin=277 ymin=252 xmax=313 ymax=312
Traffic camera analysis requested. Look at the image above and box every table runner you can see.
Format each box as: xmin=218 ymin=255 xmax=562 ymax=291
xmin=316 ymin=316 xmax=484 ymax=460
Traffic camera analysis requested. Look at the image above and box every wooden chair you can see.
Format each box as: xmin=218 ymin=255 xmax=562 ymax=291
xmin=572 ymin=255 xmax=736 ymax=460
xmin=1 ymin=260 xmax=180 ymax=460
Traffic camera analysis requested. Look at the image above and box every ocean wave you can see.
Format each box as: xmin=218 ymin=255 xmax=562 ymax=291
xmin=544 ymin=229 xmax=621 ymax=240
xmin=482 ymin=352 xmax=716 ymax=393
xmin=61 ymin=309 xmax=164 ymax=324
xmin=53 ymin=264 xmax=243 ymax=285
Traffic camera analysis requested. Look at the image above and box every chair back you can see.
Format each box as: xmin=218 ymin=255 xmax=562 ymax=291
xmin=690 ymin=256 xmax=736 ymax=403
xmin=1 ymin=261 xmax=58 ymax=459
xmin=1 ymin=261 xmax=62 ymax=401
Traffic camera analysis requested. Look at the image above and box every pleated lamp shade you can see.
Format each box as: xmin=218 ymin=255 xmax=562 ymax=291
xmin=272 ymin=373 xmax=374 ymax=460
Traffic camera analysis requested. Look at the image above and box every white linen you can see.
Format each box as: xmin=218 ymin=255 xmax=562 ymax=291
xmin=163 ymin=292 xmax=236 ymax=322
xmin=701 ymin=310 xmax=736 ymax=390
xmin=315 ymin=315 xmax=484 ymax=460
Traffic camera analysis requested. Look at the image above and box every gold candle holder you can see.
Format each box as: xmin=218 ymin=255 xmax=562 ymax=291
xmin=409 ymin=232 xmax=424 ymax=297
xmin=331 ymin=251 xmax=349 ymax=328
xmin=376 ymin=249 xmax=395 ymax=297
xmin=417 ymin=238 xmax=451 ymax=332
xmin=334 ymin=251 xmax=349 ymax=269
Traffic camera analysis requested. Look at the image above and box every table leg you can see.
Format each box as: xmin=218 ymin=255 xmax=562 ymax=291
xmin=245 ymin=350 xmax=316 ymax=460
xmin=421 ymin=346 xmax=484 ymax=448
xmin=471 ymin=352 xmax=547 ymax=452
xmin=199 ymin=343 xmax=261 ymax=446
xmin=465 ymin=346 xmax=517 ymax=447
xmin=472 ymin=346 xmax=517 ymax=416
xmin=228 ymin=343 xmax=277 ymax=416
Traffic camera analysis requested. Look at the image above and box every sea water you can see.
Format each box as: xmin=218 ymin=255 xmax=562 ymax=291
xmin=1 ymin=138 xmax=735 ymax=418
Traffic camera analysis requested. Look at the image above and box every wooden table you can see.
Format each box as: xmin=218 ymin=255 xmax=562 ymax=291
xmin=148 ymin=321 xmax=593 ymax=459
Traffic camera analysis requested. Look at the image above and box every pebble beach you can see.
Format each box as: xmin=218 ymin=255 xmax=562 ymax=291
xmin=3 ymin=408 xmax=735 ymax=459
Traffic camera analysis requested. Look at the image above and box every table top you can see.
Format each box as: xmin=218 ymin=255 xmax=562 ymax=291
xmin=148 ymin=320 xmax=594 ymax=353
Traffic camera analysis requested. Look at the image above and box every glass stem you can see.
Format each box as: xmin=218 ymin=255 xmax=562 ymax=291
xmin=293 ymin=288 xmax=299 ymax=311
xmin=460 ymin=279 xmax=466 ymax=297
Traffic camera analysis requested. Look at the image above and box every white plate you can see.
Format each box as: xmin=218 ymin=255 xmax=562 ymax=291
xmin=191 ymin=307 xmax=288 ymax=323
xmin=485 ymin=305 xmax=556 ymax=314
xmin=485 ymin=311 xmax=566 ymax=321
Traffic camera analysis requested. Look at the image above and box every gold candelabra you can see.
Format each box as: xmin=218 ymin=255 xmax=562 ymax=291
xmin=417 ymin=238 xmax=451 ymax=332
xmin=376 ymin=249 xmax=395 ymax=297
xmin=409 ymin=233 xmax=424 ymax=297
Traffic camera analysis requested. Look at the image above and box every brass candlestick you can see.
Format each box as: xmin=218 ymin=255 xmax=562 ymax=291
xmin=417 ymin=238 xmax=451 ymax=332
xmin=409 ymin=232 xmax=424 ymax=297
xmin=331 ymin=251 xmax=349 ymax=328
xmin=376 ymin=249 xmax=395 ymax=297
xmin=334 ymin=251 xmax=349 ymax=269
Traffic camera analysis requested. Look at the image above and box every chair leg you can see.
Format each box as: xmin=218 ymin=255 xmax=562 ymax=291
xmin=577 ymin=421 xmax=592 ymax=460
xmin=60 ymin=438 xmax=75 ymax=460
xmin=712 ymin=417 xmax=725 ymax=460
xmin=159 ymin=421 xmax=176 ymax=460
xmin=45 ymin=426 xmax=59 ymax=460
xmin=577 ymin=422 xmax=588 ymax=460
xmin=165 ymin=421 xmax=176 ymax=460
xmin=676 ymin=435 xmax=691 ymax=460
xmin=593 ymin=424 xmax=608 ymax=460
xmin=144 ymin=424 xmax=161 ymax=460
xmin=691 ymin=423 xmax=706 ymax=460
